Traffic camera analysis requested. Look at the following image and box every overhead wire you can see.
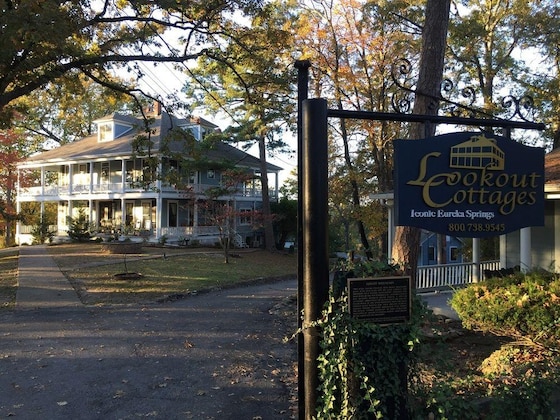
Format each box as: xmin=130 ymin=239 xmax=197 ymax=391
xmin=111 ymin=4 xmax=187 ymax=107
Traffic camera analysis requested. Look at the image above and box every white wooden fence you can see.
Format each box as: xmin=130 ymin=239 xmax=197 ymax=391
xmin=416 ymin=260 xmax=500 ymax=291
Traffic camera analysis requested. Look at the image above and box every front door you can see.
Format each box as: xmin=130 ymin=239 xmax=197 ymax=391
xmin=125 ymin=202 xmax=134 ymax=227
xmin=168 ymin=201 xmax=178 ymax=228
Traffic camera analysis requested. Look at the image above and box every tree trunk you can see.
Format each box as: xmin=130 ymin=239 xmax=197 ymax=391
xmin=392 ymin=0 xmax=451 ymax=282
xmin=258 ymin=135 xmax=276 ymax=252
xmin=338 ymin=102 xmax=373 ymax=259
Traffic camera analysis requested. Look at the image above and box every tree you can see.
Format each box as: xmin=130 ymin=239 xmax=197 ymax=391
xmin=391 ymin=0 xmax=451 ymax=279
xmin=202 ymin=168 xmax=263 ymax=263
xmin=448 ymin=0 xmax=533 ymax=113
xmin=0 ymin=0 xmax=265 ymax=125
xmin=14 ymin=74 xmax=137 ymax=148
xmin=270 ymin=198 xmax=297 ymax=250
xmin=518 ymin=1 xmax=560 ymax=148
xmin=184 ymin=1 xmax=295 ymax=252
xmin=0 ymin=130 xmax=30 ymax=246
xmin=294 ymin=0 xmax=422 ymax=257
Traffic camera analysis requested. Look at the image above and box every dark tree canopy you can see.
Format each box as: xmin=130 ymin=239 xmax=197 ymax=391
xmin=0 ymin=0 xmax=261 ymax=123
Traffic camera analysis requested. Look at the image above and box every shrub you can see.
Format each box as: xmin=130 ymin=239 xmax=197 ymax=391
xmin=447 ymin=271 xmax=560 ymax=418
xmin=450 ymin=271 xmax=560 ymax=347
xmin=31 ymin=215 xmax=55 ymax=244
xmin=66 ymin=208 xmax=93 ymax=242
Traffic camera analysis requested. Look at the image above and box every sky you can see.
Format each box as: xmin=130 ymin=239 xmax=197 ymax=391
xmin=130 ymin=60 xmax=298 ymax=189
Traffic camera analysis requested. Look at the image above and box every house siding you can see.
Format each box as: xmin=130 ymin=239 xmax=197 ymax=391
xmin=16 ymin=111 xmax=281 ymax=246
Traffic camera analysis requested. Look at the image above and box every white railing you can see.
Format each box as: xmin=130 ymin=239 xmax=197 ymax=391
xmin=160 ymin=227 xmax=194 ymax=237
xmin=19 ymin=225 xmax=58 ymax=234
xmin=160 ymin=226 xmax=220 ymax=238
xmin=416 ymin=260 xmax=500 ymax=291
xmin=19 ymin=182 xmax=274 ymax=198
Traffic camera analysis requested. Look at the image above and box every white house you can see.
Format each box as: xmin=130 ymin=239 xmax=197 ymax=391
xmin=499 ymin=146 xmax=560 ymax=271
xmin=15 ymin=103 xmax=281 ymax=247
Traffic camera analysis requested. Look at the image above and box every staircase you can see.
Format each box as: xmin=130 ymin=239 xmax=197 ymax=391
xmin=233 ymin=233 xmax=249 ymax=248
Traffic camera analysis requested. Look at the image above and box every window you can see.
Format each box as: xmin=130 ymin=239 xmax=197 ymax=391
xmin=428 ymin=246 xmax=435 ymax=261
xmin=101 ymin=162 xmax=109 ymax=183
xmin=126 ymin=160 xmax=134 ymax=183
xmin=207 ymin=169 xmax=215 ymax=179
xmin=142 ymin=201 xmax=152 ymax=230
xmin=125 ymin=202 xmax=134 ymax=227
xmin=239 ymin=208 xmax=252 ymax=225
xmin=98 ymin=123 xmax=113 ymax=142
xmin=168 ymin=202 xmax=178 ymax=228
xmin=450 ymin=246 xmax=459 ymax=262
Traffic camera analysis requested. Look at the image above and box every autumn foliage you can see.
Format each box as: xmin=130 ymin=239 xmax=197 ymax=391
xmin=0 ymin=130 xmax=27 ymax=245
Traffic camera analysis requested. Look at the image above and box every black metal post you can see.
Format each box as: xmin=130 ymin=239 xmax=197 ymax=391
xmin=295 ymin=59 xmax=310 ymax=420
xmin=302 ymin=98 xmax=330 ymax=419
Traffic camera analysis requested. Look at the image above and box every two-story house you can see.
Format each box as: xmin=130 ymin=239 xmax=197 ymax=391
xmin=15 ymin=103 xmax=281 ymax=247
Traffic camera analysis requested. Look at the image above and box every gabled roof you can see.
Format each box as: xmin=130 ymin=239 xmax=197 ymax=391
xmin=20 ymin=112 xmax=281 ymax=172
xmin=93 ymin=112 xmax=138 ymax=126
xmin=545 ymin=147 xmax=560 ymax=185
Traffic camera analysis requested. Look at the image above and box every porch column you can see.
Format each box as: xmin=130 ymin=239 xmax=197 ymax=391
xmin=89 ymin=161 xmax=94 ymax=193
xmin=68 ymin=164 xmax=73 ymax=194
xmin=121 ymin=159 xmax=126 ymax=193
xmin=156 ymin=197 xmax=162 ymax=239
xmin=520 ymin=227 xmax=532 ymax=272
xmin=274 ymin=171 xmax=279 ymax=201
xmin=68 ymin=200 xmax=73 ymax=222
xmin=41 ymin=166 xmax=45 ymax=196
xmin=121 ymin=197 xmax=126 ymax=231
xmin=472 ymin=238 xmax=480 ymax=283
xmin=15 ymin=170 xmax=21 ymax=244
xmin=193 ymin=201 xmax=199 ymax=236
xmin=232 ymin=198 xmax=238 ymax=231
xmin=88 ymin=199 xmax=93 ymax=225
xmin=499 ymin=235 xmax=507 ymax=269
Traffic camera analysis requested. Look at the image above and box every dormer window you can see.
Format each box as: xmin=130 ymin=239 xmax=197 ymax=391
xmin=98 ymin=122 xmax=113 ymax=142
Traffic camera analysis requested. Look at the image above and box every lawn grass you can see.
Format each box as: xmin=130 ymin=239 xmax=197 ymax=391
xmin=48 ymin=243 xmax=297 ymax=305
xmin=0 ymin=249 xmax=18 ymax=310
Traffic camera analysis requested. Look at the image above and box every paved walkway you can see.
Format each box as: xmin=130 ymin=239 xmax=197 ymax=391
xmin=419 ymin=290 xmax=459 ymax=320
xmin=16 ymin=245 xmax=83 ymax=310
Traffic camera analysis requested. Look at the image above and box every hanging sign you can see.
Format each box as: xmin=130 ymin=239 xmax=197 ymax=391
xmin=393 ymin=132 xmax=545 ymax=238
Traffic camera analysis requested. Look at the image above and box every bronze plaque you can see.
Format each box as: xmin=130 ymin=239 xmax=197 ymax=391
xmin=347 ymin=277 xmax=411 ymax=324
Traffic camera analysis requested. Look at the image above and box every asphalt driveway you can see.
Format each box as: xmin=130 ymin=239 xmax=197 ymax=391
xmin=0 ymin=246 xmax=298 ymax=419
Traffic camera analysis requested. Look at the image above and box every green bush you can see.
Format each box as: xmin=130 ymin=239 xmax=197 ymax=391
xmin=66 ymin=208 xmax=93 ymax=242
xmin=31 ymin=215 xmax=55 ymax=244
xmin=445 ymin=271 xmax=560 ymax=419
xmin=450 ymin=271 xmax=560 ymax=347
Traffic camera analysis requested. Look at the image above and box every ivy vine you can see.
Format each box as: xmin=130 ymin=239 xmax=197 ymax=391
xmin=312 ymin=260 xmax=428 ymax=419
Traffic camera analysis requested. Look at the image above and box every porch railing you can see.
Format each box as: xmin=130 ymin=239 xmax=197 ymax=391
xmin=416 ymin=260 xmax=500 ymax=291
xmin=19 ymin=183 xmax=275 ymax=198
xmin=159 ymin=226 xmax=220 ymax=238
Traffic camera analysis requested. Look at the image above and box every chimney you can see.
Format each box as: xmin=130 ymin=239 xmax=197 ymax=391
xmin=143 ymin=101 xmax=162 ymax=116
xmin=154 ymin=100 xmax=162 ymax=116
